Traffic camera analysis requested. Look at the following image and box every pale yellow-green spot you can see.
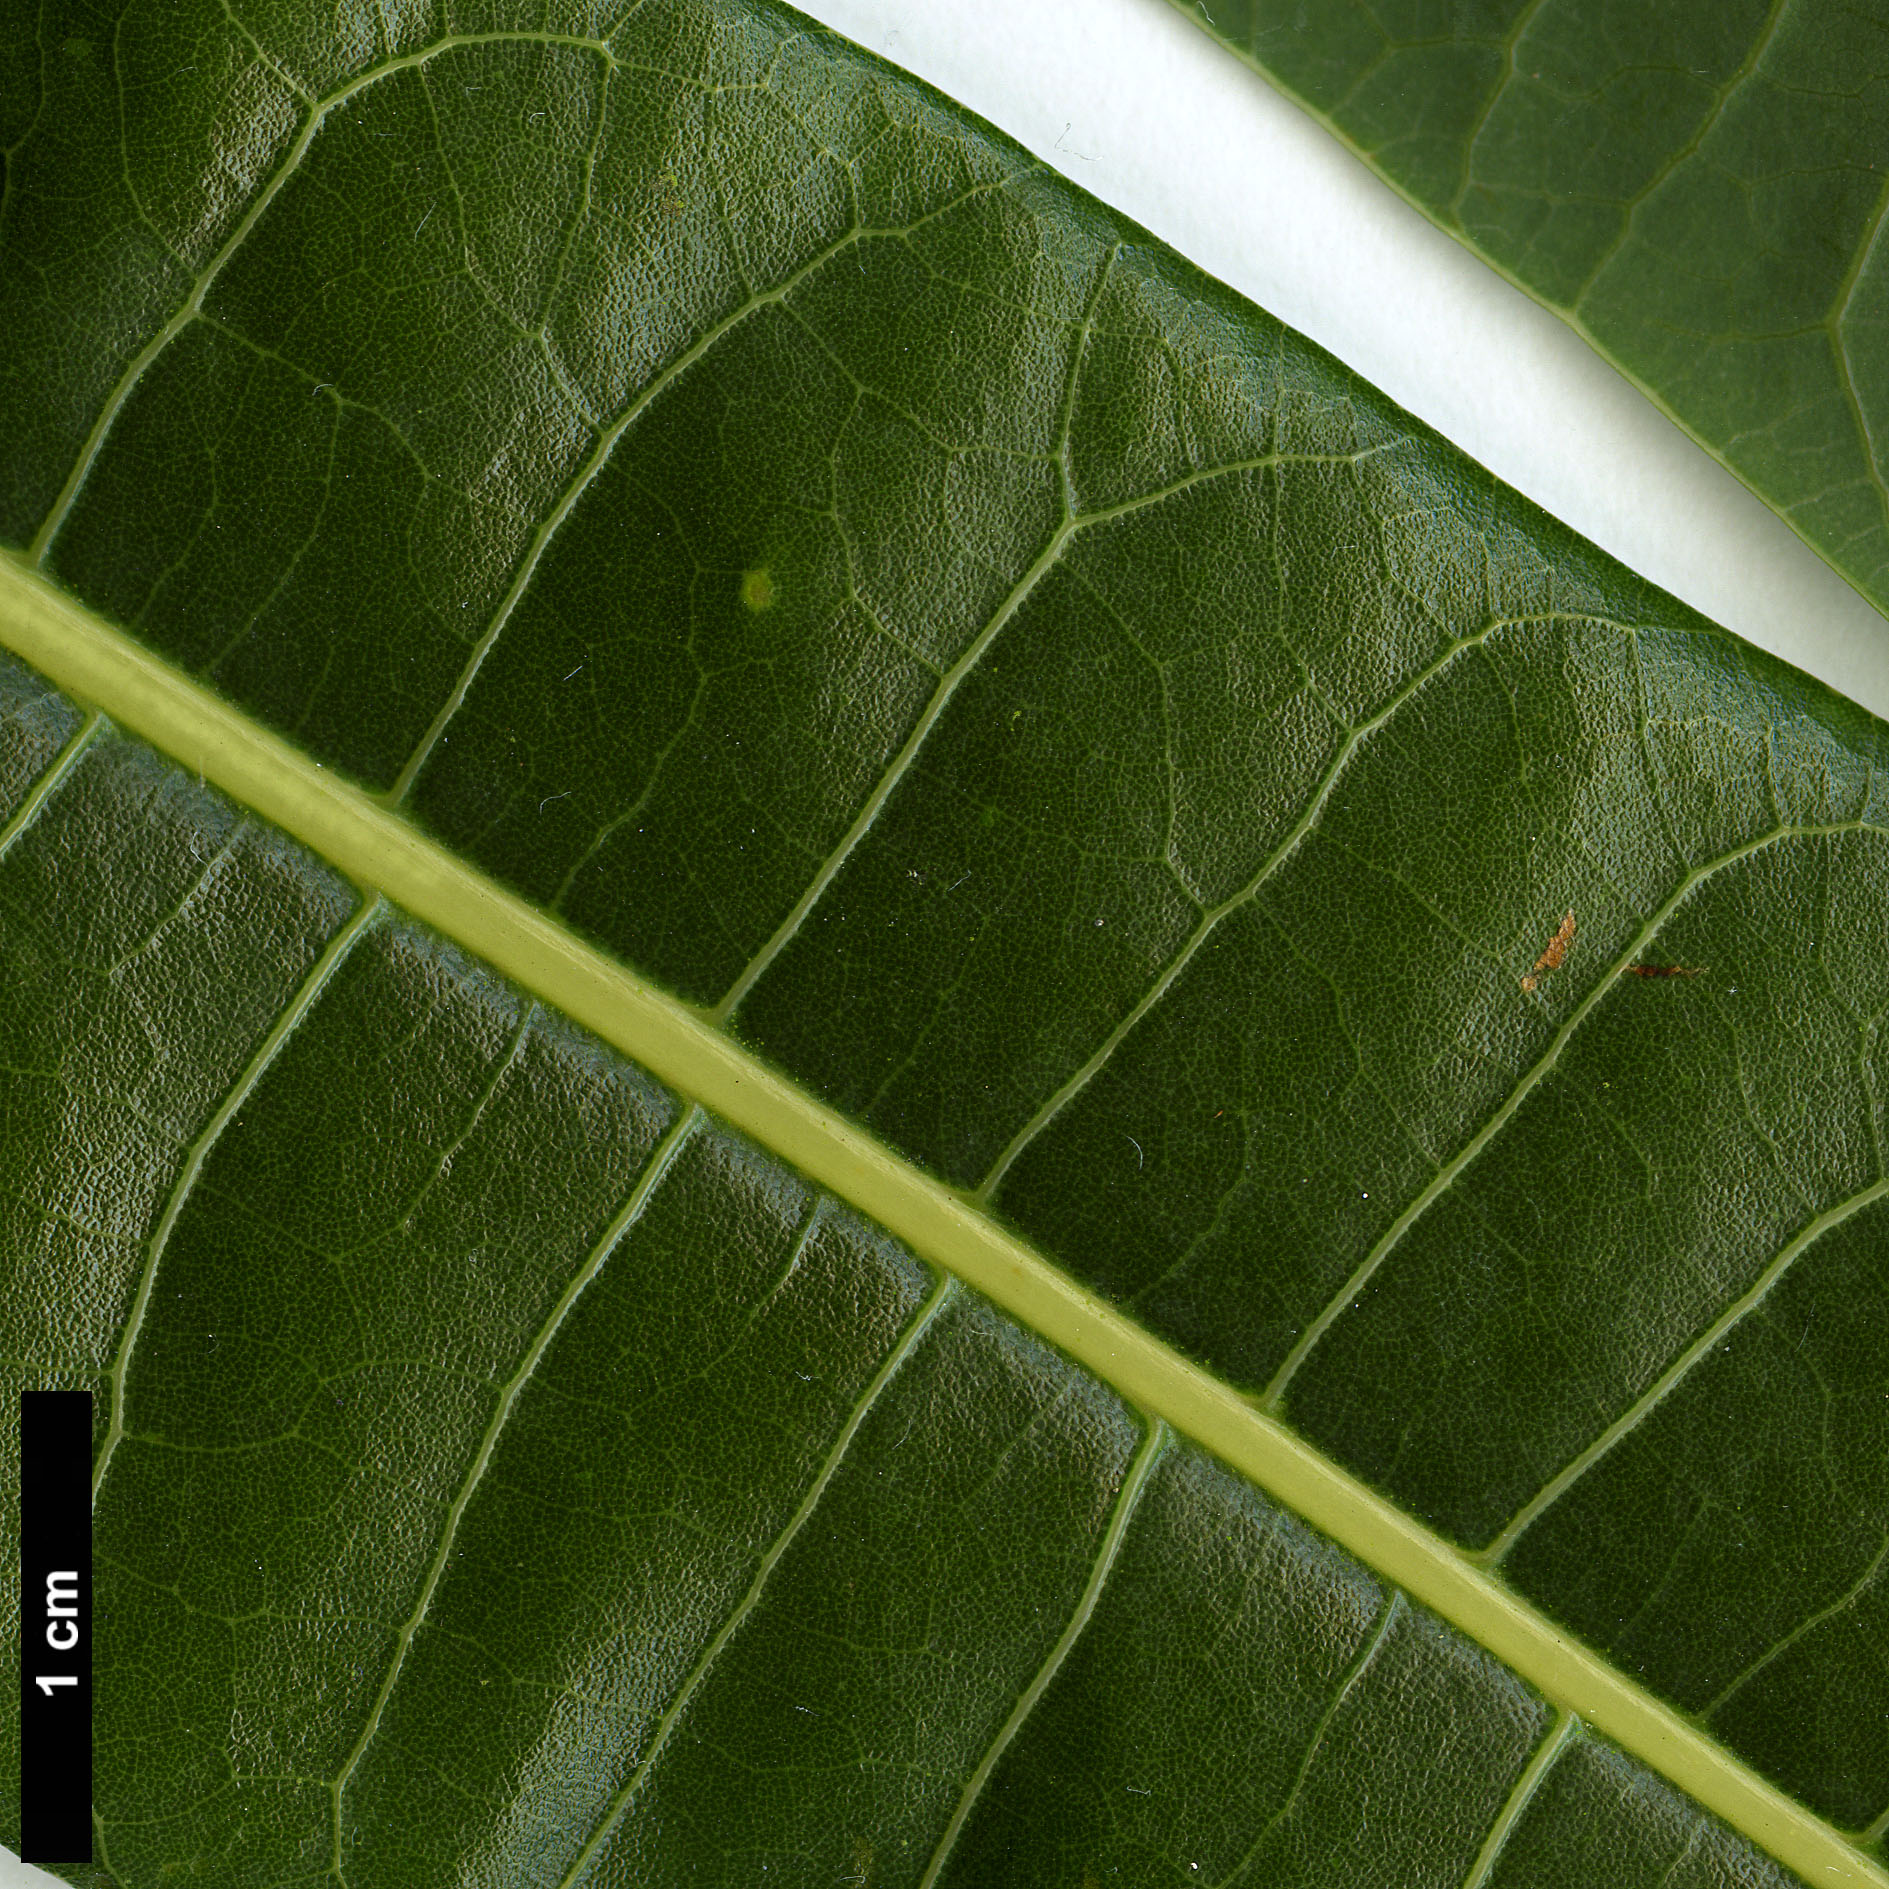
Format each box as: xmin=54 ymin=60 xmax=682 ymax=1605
xmin=1 ymin=550 xmax=1884 ymax=1889
xmin=741 ymin=567 xmax=776 ymax=611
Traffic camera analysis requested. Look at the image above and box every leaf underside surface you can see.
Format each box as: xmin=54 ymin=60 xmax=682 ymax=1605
xmin=0 ymin=654 xmax=1816 ymax=1889
xmin=0 ymin=0 xmax=1887 ymax=1880
xmin=1162 ymin=0 xmax=1889 ymax=624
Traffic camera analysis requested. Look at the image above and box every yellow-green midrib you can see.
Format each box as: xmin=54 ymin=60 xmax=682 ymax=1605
xmin=0 ymin=548 xmax=1877 ymax=1889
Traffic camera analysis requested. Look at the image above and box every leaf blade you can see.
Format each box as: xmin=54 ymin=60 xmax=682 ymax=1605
xmin=0 ymin=555 xmax=1877 ymax=1884
xmin=5 ymin=0 xmax=1889 ymax=1872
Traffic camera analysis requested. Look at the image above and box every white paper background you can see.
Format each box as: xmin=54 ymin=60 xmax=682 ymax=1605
xmin=799 ymin=0 xmax=1889 ymax=721
xmin=9 ymin=3 xmax=1886 ymax=1880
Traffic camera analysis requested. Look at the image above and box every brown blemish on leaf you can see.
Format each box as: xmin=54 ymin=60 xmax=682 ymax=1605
xmin=1626 ymin=962 xmax=1703 ymax=978
xmin=1520 ymin=910 xmax=1575 ymax=992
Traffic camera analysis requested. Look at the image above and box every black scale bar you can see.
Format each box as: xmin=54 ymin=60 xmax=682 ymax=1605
xmin=19 ymin=1391 xmax=92 ymax=1865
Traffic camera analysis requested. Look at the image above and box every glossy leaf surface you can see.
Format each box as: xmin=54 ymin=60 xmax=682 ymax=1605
xmin=0 ymin=655 xmax=1802 ymax=1886
xmin=1159 ymin=0 xmax=1889 ymax=622
xmin=2 ymin=0 xmax=1887 ymax=1876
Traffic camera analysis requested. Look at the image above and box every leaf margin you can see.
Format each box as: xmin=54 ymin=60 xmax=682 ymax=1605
xmin=1151 ymin=0 xmax=1889 ymax=635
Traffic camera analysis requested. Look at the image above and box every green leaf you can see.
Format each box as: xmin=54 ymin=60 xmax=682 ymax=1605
xmin=1156 ymin=0 xmax=1889 ymax=626
xmin=1 ymin=0 xmax=1886 ymax=1882
xmin=0 ymin=620 xmax=1836 ymax=1889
